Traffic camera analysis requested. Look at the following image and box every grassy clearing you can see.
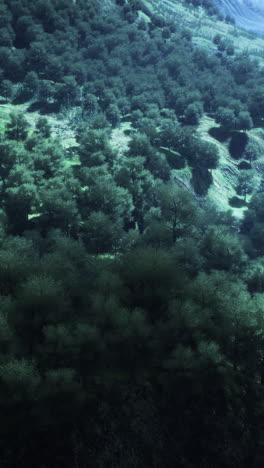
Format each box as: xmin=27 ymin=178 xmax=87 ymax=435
xmin=110 ymin=122 xmax=132 ymax=158
xmin=64 ymin=155 xmax=80 ymax=168
xmin=0 ymin=100 xmax=77 ymax=148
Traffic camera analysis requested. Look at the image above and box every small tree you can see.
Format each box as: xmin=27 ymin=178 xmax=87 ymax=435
xmin=35 ymin=117 xmax=51 ymax=138
xmin=183 ymin=102 xmax=203 ymax=125
xmin=215 ymin=106 xmax=237 ymax=130
xmin=5 ymin=113 xmax=29 ymax=141
xmin=236 ymin=170 xmax=255 ymax=201
xmin=78 ymin=129 xmax=113 ymax=167
xmin=156 ymin=183 xmax=197 ymax=244
xmin=13 ymin=72 xmax=39 ymax=103
xmin=38 ymin=80 xmax=55 ymax=103
xmin=213 ymin=34 xmax=222 ymax=45
xmin=23 ymin=71 xmax=39 ymax=99
xmin=82 ymin=211 xmax=124 ymax=254
xmin=236 ymin=111 xmax=253 ymax=131
xmin=105 ymin=104 xmax=121 ymax=127
xmin=0 ymin=80 xmax=12 ymax=102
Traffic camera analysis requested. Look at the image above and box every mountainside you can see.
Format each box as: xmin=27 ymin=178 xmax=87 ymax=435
xmin=147 ymin=0 xmax=264 ymax=55
xmin=1 ymin=1 xmax=264 ymax=467
xmin=214 ymin=0 xmax=264 ymax=34
xmin=142 ymin=0 xmax=264 ymax=215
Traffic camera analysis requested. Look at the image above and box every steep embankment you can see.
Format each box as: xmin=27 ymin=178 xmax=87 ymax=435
xmin=214 ymin=0 xmax=264 ymax=35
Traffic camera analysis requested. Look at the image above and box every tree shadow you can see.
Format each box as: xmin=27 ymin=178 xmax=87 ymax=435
xmin=27 ymin=101 xmax=43 ymax=112
xmin=208 ymin=126 xmax=231 ymax=142
xmin=229 ymin=132 xmax=248 ymax=159
xmin=191 ymin=168 xmax=212 ymax=195
xmin=27 ymin=101 xmax=60 ymax=114
xmin=238 ymin=160 xmax=252 ymax=170
xmin=253 ymin=117 xmax=264 ymax=128
xmin=39 ymin=102 xmax=61 ymax=114
xmin=229 ymin=196 xmax=247 ymax=208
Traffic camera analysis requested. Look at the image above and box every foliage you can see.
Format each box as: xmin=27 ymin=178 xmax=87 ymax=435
xmin=0 ymin=1 xmax=262 ymax=467
xmin=5 ymin=112 xmax=29 ymax=141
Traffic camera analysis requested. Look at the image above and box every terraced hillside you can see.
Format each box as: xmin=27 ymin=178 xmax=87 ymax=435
xmin=144 ymin=0 xmax=264 ymax=61
xmin=214 ymin=0 xmax=264 ymax=35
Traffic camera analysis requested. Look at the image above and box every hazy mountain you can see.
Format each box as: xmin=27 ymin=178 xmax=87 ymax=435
xmin=214 ymin=0 xmax=264 ymax=34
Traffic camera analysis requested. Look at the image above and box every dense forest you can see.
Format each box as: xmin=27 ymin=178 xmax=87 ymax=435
xmin=0 ymin=0 xmax=264 ymax=466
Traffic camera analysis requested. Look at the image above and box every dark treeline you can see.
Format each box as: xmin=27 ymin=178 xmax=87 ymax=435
xmin=0 ymin=0 xmax=264 ymax=467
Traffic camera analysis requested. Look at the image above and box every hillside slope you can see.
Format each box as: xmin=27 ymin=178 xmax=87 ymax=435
xmin=144 ymin=0 xmax=264 ymax=60
xmin=1 ymin=0 xmax=264 ymax=220
xmin=1 ymin=2 xmax=264 ymax=467
xmin=214 ymin=0 xmax=264 ymax=35
xmin=141 ymin=0 xmax=264 ymax=216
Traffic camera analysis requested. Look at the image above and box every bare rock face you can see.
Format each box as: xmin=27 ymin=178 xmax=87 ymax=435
xmin=214 ymin=0 xmax=264 ymax=35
